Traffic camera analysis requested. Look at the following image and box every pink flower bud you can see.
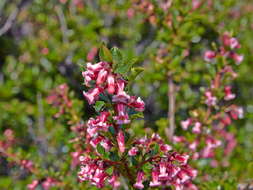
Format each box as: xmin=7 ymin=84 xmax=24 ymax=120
xmin=27 ymin=180 xmax=39 ymax=190
xmin=159 ymin=162 xmax=168 ymax=178
xmin=174 ymin=153 xmax=189 ymax=165
xmin=160 ymin=144 xmax=172 ymax=152
xmin=128 ymin=147 xmax=138 ymax=156
xmin=83 ymin=87 xmax=102 ymax=104
xmin=192 ymin=122 xmax=201 ymax=134
xmin=134 ymin=171 xmax=145 ymax=189
xmin=96 ymin=69 xmax=108 ymax=85
xmin=150 ymin=170 xmax=161 ymax=187
xmin=87 ymin=47 xmax=98 ymax=61
xmin=87 ymin=62 xmax=105 ymax=72
xmin=113 ymin=104 xmax=130 ymax=124
xmin=108 ymin=174 xmax=121 ymax=188
xmin=181 ymin=118 xmax=191 ymax=130
xmin=117 ymin=130 xmax=125 ymax=153
xmin=230 ymin=37 xmax=240 ymax=49
xmin=204 ymin=50 xmax=216 ymax=62
xmin=192 ymin=0 xmax=201 ymax=10
xmin=230 ymin=52 xmax=243 ymax=64
xmin=107 ymin=74 xmax=115 ymax=94
xmin=129 ymin=97 xmax=145 ymax=111
xmin=224 ymin=86 xmax=236 ymax=101
xmin=221 ymin=114 xmax=232 ymax=126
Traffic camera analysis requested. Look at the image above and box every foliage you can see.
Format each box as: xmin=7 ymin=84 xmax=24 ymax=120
xmin=0 ymin=0 xmax=253 ymax=189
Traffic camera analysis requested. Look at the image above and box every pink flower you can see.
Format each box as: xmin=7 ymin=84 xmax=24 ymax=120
xmin=181 ymin=118 xmax=191 ymax=130
xmin=177 ymin=170 xmax=190 ymax=183
xmin=112 ymin=79 xmax=130 ymax=104
xmin=108 ymin=174 xmax=121 ymax=188
xmin=117 ymin=130 xmax=125 ymax=153
xmin=100 ymin=138 xmax=112 ymax=151
xmin=230 ymin=52 xmax=244 ymax=64
xmin=107 ymin=74 xmax=115 ymax=94
xmin=189 ymin=141 xmax=199 ymax=151
xmin=128 ymin=147 xmax=138 ymax=156
xmin=20 ymin=160 xmax=34 ymax=171
xmin=82 ymin=70 xmax=95 ymax=87
xmin=134 ymin=171 xmax=145 ymax=189
xmin=221 ymin=114 xmax=232 ymax=126
xmin=172 ymin=136 xmax=186 ymax=143
xmin=127 ymin=8 xmax=135 ymax=19
xmin=83 ymin=87 xmax=102 ymax=104
xmin=224 ymin=86 xmax=236 ymax=101
xmin=173 ymin=153 xmax=189 ymax=165
xmin=230 ymin=107 xmax=243 ymax=119
xmin=113 ymin=104 xmax=130 ymax=124
xmin=42 ymin=178 xmax=56 ymax=190
xmin=92 ymin=169 xmax=108 ymax=188
xmin=129 ymin=96 xmax=145 ymax=111
xmin=96 ymin=69 xmax=108 ymax=85
xmin=27 ymin=180 xmax=39 ymax=190
xmin=90 ymin=136 xmax=103 ymax=148
xmin=204 ymin=50 xmax=216 ymax=62
xmin=192 ymin=122 xmax=201 ymax=134
xmin=230 ymin=37 xmax=240 ymax=49
xmin=87 ymin=47 xmax=98 ymax=62
xmin=192 ymin=0 xmax=201 ymax=10
xmin=160 ymin=144 xmax=172 ymax=152
xmin=204 ymin=91 xmax=217 ymax=106
xmin=222 ymin=33 xmax=240 ymax=49
xmin=87 ymin=62 xmax=105 ymax=73
xmin=159 ymin=162 xmax=168 ymax=178
xmin=150 ymin=170 xmax=161 ymax=187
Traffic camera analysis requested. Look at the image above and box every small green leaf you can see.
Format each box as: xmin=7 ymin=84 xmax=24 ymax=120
xmin=142 ymin=163 xmax=153 ymax=172
xmin=129 ymin=156 xmax=138 ymax=166
xmin=111 ymin=47 xmax=123 ymax=66
xmin=99 ymin=44 xmax=112 ymax=62
xmin=109 ymin=152 xmax=120 ymax=161
xmin=108 ymin=126 xmax=116 ymax=135
xmin=130 ymin=112 xmax=144 ymax=120
xmin=94 ymin=101 xmax=105 ymax=112
xmin=128 ymin=67 xmax=144 ymax=81
xmin=106 ymin=167 xmax=113 ymax=175
xmin=97 ymin=144 xmax=106 ymax=156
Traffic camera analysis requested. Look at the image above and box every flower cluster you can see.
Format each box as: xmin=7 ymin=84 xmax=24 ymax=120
xmin=46 ymin=83 xmax=72 ymax=118
xmin=82 ymin=61 xmax=145 ymax=152
xmin=176 ymin=34 xmax=243 ymax=165
xmin=78 ymin=60 xmax=197 ymax=189
xmin=131 ymin=134 xmax=197 ymax=190
xmin=27 ymin=178 xmax=59 ymax=190
xmin=204 ymin=32 xmax=243 ymax=65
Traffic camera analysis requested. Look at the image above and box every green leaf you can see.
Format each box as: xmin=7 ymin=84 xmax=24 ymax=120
xmin=97 ymin=144 xmax=106 ymax=156
xmin=111 ymin=47 xmax=123 ymax=67
xmin=128 ymin=67 xmax=144 ymax=81
xmin=94 ymin=101 xmax=105 ymax=112
xmin=106 ymin=167 xmax=113 ymax=175
xmin=99 ymin=44 xmax=112 ymax=62
xmin=108 ymin=126 xmax=116 ymax=135
xmin=142 ymin=162 xmax=153 ymax=172
xmin=129 ymin=156 xmax=138 ymax=166
xmin=109 ymin=151 xmax=120 ymax=162
xmin=130 ymin=112 xmax=144 ymax=120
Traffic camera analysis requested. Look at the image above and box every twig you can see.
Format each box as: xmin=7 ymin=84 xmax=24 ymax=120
xmin=55 ymin=6 xmax=69 ymax=44
xmin=0 ymin=0 xmax=33 ymax=36
xmin=0 ymin=7 xmax=18 ymax=36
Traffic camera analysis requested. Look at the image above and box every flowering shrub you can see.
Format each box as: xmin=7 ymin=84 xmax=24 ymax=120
xmin=1 ymin=0 xmax=253 ymax=189
xmin=78 ymin=47 xmax=197 ymax=189
xmin=175 ymin=33 xmax=243 ymax=166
